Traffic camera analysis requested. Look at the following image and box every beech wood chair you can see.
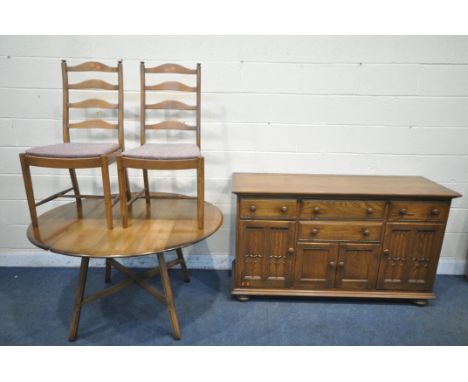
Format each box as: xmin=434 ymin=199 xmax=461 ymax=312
xmin=116 ymin=62 xmax=204 ymax=229
xmin=19 ymin=60 xmax=130 ymax=230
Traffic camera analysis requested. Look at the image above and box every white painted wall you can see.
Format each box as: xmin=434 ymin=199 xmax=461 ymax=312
xmin=0 ymin=36 xmax=467 ymax=273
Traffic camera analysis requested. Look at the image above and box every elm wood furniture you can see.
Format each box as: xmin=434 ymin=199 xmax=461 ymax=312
xmin=19 ymin=60 xmax=131 ymax=230
xmin=231 ymin=173 xmax=461 ymax=305
xmin=26 ymin=193 xmax=223 ymax=341
xmin=117 ymin=62 xmax=204 ymax=229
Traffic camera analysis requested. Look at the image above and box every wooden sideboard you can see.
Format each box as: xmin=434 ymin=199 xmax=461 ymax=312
xmin=231 ymin=173 xmax=461 ymax=305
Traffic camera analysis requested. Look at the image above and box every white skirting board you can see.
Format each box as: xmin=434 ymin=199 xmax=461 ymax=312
xmin=0 ymin=251 xmax=466 ymax=275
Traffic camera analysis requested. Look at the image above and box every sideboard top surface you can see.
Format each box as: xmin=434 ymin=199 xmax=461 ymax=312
xmin=232 ymin=173 xmax=461 ymax=199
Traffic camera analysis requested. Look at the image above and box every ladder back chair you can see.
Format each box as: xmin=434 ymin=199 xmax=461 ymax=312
xmin=117 ymin=62 xmax=204 ymax=229
xmin=19 ymin=60 xmax=130 ymax=230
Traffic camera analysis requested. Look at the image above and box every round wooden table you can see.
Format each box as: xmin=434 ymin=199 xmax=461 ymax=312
xmin=27 ymin=193 xmax=223 ymax=341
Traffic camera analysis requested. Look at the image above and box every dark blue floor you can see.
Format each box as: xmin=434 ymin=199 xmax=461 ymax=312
xmin=0 ymin=267 xmax=467 ymax=345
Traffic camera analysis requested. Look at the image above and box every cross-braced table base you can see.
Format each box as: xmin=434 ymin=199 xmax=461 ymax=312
xmin=68 ymin=248 xmax=190 ymax=342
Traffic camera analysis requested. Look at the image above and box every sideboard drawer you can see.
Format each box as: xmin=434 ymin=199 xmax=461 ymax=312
xmin=298 ymin=221 xmax=383 ymax=242
xmin=239 ymin=198 xmax=297 ymax=219
xmin=300 ymin=200 xmax=385 ymax=220
xmin=389 ymin=201 xmax=449 ymax=222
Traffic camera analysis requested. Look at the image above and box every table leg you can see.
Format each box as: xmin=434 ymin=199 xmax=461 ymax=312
xmin=157 ymin=252 xmax=181 ymax=340
xmin=68 ymin=257 xmax=90 ymax=342
xmin=105 ymin=258 xmax=112 ymax=283
xmin=176 ymin=248 xmax=190 ymax=283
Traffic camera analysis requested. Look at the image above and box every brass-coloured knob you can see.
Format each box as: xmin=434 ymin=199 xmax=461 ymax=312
xmin=383 ymin=249 xmax=390 ymax=255
xmin=367 ymin=207 xmax=374 ymax=214
xmin=311 ymin=228 xmax=319 ymax=235
xmin=338 ymin=261 xmax=344 ymax=267
xmin=399 ymin=208 xmax=407 ymax=215
xmin=287 ymin=247 xmax=294 ymax=255
xmin=249 ymin=205 xmax=256 ymax=212
xmin=431 ymin=208 xmax=440 ymax=216
xmin=313 ymin=206 xmax=320 ymax=213
xmin=329 ymin=261 xmax=335 ymax=267
xmin=280 ymin=206 xmax=288 ymax=213
xmin=362 ymin=229 xmax=370 ymax=236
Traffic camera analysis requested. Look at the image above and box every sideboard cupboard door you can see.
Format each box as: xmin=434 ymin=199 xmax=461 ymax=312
xmin=236 ymin=220 xmax=296 ymax=289
xmin=377 ymin=223 xmax=444 ymax=291
xmin=293 ymin=242 xmax=338 ymax=289
xmin=334 ymin=243 xmax=380 ymax=290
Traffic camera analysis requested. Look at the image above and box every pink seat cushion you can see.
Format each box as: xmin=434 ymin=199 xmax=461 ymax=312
xmin=26 ymin=143 xmax=120 ymax=158
xmin=122 ymin=144 xmax=201 ymax=160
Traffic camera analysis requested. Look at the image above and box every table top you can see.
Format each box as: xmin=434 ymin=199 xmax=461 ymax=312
xmin=27 ymin=193 xmax=223 ymax=258
xmin=232 ymin=173 xmax=461 ymax=199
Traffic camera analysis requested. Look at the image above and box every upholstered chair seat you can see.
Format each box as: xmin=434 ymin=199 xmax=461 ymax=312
xmin=26 ymin=142 xmax=120 ymax=158
xmin=122 ymin=143 xmax=201 ymax=160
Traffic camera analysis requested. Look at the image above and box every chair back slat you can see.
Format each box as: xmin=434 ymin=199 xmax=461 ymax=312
xmin=67 ymin=61 xmax=118 ymax=72
xmin=69 ymin=79 xmax=118 ymax=90
xmin=146 ymin=121 xmax=196 ymax=131
xmin=62 ymin=60 xmax=124 ymax=148
xmin=69 ymin=98 xmax=119 ymax=109
xmin=146 ymin=100 xmax=196 ymax=111
xmin=145 ymin=63 xmax=197 ymax=74
xmin=69 ymin=119 xmax=118 ymax=129
xmin=145 ymin=81 xmax=196 ymax=92
xmin=141 ymin=62 xmax=201 ymax=147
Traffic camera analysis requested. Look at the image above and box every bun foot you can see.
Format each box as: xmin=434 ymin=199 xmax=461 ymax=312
xmin=413 ymin=299 xmax=428 ymax=307
xmin=235 ymin=295 xmax=250 ymax=302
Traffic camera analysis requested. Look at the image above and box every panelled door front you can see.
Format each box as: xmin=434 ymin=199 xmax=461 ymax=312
xmin=293 ymin=242 xmax=338 ymax=289
xmin=377 ymin=223 xmax=444 ymax=291
xmin=237 ymin=220 xmax=295 ymax=288
xmin=334 ymin=243 xmax=380 ymax=289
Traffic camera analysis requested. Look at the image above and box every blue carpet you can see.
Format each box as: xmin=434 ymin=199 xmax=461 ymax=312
xmin=0 ymin=267 xmax=467 ymax=345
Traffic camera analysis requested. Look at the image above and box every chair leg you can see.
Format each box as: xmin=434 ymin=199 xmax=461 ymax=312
xmin=105 ymin=258 xmax=112 ymax=283
xmin=197 ymin=157 xmax=204 ymax=229
xmin=157 ymin=252 xmax=181 ymax=340
xmin=68 ymin=257 xmax=89 ymax=342
xmin=101 ymin=156 xmax=113 ymax=229
xmin=143 ymin=169 xmax=150 ymax=205
xmin=116 ymin=157 xmax=129 ymax=228
xmin=176 ymin=248 xmax=190 ymax=283
xmin=69 ymin=168 xmax=83 ymax=219
xmin=19 ymin=153 xmax=38 ymax=228
xmin=124 ymin=168 xmax=132 ymax=201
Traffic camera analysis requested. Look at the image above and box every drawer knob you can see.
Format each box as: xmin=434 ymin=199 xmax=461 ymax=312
xmin=311 ymin=228 xmax=319 ymax=235
xmin=383 ymin=249 xmax=390 ymax=255
xmin=329 ymin=261 xmax=335 ymax=267
xmin=367 ymin=207 xmax=374 ymax=214
xmin=362 ymin=228 xmax=370 ymax=236
xmin=399 ymin=208 xmax=408 ymax=215
xmin=338 ymin=261 xmax=344 ymax=267
xmin=431 ymin=208 xmax=440 ymax=216
xmin=280 ymin=206 xmax=288 ymax=213
xmin=249 ymin=205 xmax=256 ymax=212
xmin=313 ymin=206 xmax=320 ymax=213
xmin=287 ymin=247 xmax=294 ymax=255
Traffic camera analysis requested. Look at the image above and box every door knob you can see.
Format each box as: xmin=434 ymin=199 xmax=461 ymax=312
xmin=287 ymin=247 xmax=294 ymax=255
xmin=362 ymin=229 xmax=370 ymax=236
xmin=383 ymin=249 xmax=390 ymax=255
xmin=313 ymin=206 xmax=320 ymax=213
xmin=280 ymin=206 xmax=288 ymax=213
xmin=367 ymin=207 xmax=374 ymax=214
xmin=329 ymin=261 xmax=335 ymax=267
xmin=311 ymin=228 xmax=319 ymax=235
xmin=338 ymin=261 xmax=344 ymax=267
xmin=431 ymin=209 xmax=440 ymax=216
xmin=249 ymin=205 xmax=256 ymax=212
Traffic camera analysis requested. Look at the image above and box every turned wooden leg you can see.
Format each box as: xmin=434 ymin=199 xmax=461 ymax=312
xmin=116 ymin=157 xmax=129 ymax=228
xmin=413 ymin=299 xmax=428 ymax=307
xmin=68 ymin=257 xmax=90 ymax=342
xmin=196 ymin=157 xmax=204 ymax=229
xmin=124 ymin=168 xmax=132 ymax=202
xmin=19 ymin=153 xmax=38 ymax=228
xmin=176 ymin=248 xmax=190 ymax=283
xmin=101 ymin=156 xmax=113 ymax=229
xmin=105 ymin=258 xmax=112 ymax=283
xmin=143 ymin=169 xmax=150 ymax=205
xmin=69 ymin=168 xmax=83 ymax=219
xmin=157 ymin=252 xmax=181 ymax=340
